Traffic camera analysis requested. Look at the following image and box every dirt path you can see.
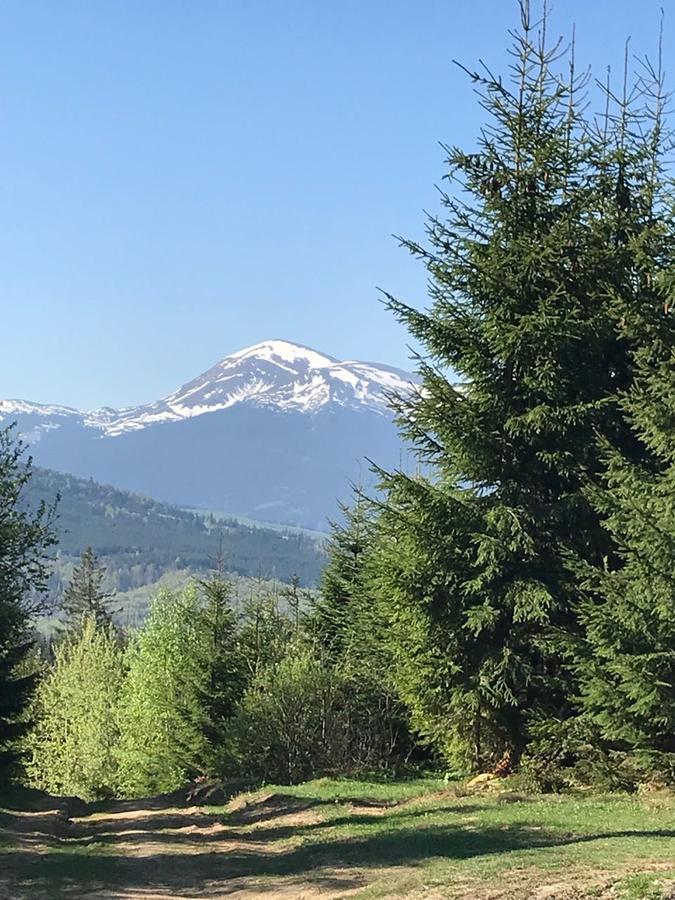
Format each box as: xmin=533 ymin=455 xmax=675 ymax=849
xmin=2 ymin=788 xmax=674 ymax=899
xmin=0 ymin=789 xmax=373 ymax=899
xmin=72 ymin=792 xmax=351 ymax=898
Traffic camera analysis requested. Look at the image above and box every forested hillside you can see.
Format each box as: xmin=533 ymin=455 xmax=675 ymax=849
xmin=23 ymin=468 xmax=326 ymax=599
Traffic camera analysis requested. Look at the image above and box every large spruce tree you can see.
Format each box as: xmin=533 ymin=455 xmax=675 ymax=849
xmin=578 ymin=356 xmax=675 ymax=754
xmin=373 ymin=2 xmax=675 ymax=768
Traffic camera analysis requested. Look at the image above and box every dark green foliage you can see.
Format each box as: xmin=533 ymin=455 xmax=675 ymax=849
xmin=62 ymin=547 xmax=116 ymax=630
xmin=564 ymin=36 xmax=675 ymax=758
xmin=372 ymin=3 xmax=675 ymax=769
xmin=0 ymin=427 xmax=56 ymax=781
xmin=197 ymin=571 xmax=247 ymax=771
xmin=519 ymin=717 xmax=675 ymax=793
xmin=0 ymin=627 xmax=36 ymax=778
xmin=310 ymin=498 xmax=418 ymax=771
xmin=311 ymin=497 xmax=372 ymax=658
xmin=280 ymin=574 xmax=309 ymax=635
xmin=577 ymin=356 xmax=675 ymax=752
xmin=0 ymin=433 xmax=57 ymax=617
xmin=238 ymin=581 xmax=294 ymax=678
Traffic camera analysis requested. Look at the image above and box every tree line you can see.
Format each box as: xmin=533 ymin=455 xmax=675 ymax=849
xmin=24 ymin=547 xmax=412 ymax=798
xmin=2 ymin=1 xmax=675 ymax=796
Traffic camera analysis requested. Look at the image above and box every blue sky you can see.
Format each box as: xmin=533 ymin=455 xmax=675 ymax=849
xmin=0 ymin=0 xmax=670 ymax=408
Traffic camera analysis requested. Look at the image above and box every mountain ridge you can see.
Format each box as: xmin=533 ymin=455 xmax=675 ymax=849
xmin=1 ymin=339 xmax=416 ymax=529
xmin=0 ymin=340 xmax=415 ymax=438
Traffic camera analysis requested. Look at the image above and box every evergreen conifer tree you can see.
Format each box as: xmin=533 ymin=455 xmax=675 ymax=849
xmin=62 ymin=547 xmax=115 ymax=630
xmin=280 ymin=574 xmax=307 ymax=634
xmin=239 ymin=580 xmax=292 ymax=678
xmin=0 ymin=426 xmax=56 ymax=781
xmin=577 ymin=354 xmax=675 ymax=753
xmin=311 ymin=496 xmax=372 ymax=657
xmin=310 ymin=497 xmax=414 ymax=768
xmin=0 ymin=620 xmax=36 ymax=777
xmin=372 ymin=2 xmax=675 ymax=768
xmin=197 ymin=570 xmax=246 ymax=771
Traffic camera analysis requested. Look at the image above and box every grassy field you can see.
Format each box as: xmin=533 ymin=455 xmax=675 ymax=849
xmin=1 ymin=777 xmax=674 ymax=898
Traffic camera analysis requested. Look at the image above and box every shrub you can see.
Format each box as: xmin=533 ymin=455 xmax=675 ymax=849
xmin=25 ymin=619 xmax=123 ymax=800
xmin=230 ymin=641 xmax=345 ymax=784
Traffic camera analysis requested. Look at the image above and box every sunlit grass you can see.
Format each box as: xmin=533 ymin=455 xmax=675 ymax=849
xmin=2 ymin=778 xmax=674 ymax=898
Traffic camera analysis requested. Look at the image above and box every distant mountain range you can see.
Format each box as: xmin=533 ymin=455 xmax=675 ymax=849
xmin=27 ymin=467 xmax=326 ymax=589
xmin=2 ymin=340 xmax=416 ymax=529
xmin=23 ymin=467 xmax=326 ymax=629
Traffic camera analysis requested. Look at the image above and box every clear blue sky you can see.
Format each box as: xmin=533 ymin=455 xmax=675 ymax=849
xmin=0 ymin=0 xmax=669 ymax=408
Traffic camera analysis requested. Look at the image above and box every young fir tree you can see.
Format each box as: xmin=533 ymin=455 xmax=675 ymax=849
xmin=62 ymin=547 xmax=116 ymax=630
xmin=372 ymin=3 xmax=675 ymax=769
xmin=311 ymin=496 xmax=372 ymax=658
xmin=310 ymin=497 xmax=415 ymax=769
xmin=197 ymin=569 xmax=246 ymax=771
xmin=115 ymin=586 xmax=210 ymax=797
xmin=280 ymin=574 xmax=307 ymax=634
xmin=238 ymin=579 xmax=293 ymax=679
xmin=26 ymin=618 xmax=123 ymax=800
xmin=0 ymin=426 xmax=56 ymax=781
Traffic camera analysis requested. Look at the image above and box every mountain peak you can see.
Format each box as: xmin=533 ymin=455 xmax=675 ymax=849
xmin=0 ymin=338 xmax=415 ymax=528
xmin=1 ymin=339 xmax=415 ymax=438
xmin=227 ymin=339 xmax=338 ymax=369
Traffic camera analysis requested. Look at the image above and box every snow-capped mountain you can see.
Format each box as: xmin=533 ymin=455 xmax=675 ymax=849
xmin=1 ymin=340 xmax=412 ymax=437
xmin=100 ymin=339 xmax=413 ymax=435
xmin=1 ymin=340 xmax=416 ymax=529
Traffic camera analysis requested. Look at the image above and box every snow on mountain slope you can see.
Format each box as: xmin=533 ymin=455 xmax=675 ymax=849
xmin=0 ymin=399 xmax=80 ymax=418
xmin=0 ymin=340 xmax=417 ymax=528
xmin=1 ymin=340 xmax=415 ymax=439
xmin=107 ymin=339 xmax=413 ymax=434
xmin=0 ymin=399 xmax=86 ymax=443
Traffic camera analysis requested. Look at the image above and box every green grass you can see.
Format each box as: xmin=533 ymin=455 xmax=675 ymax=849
xmin=1 ymin=777 xmax=674 ymax=898
xmin=614 ymin=871 xmax=675 ymax=900
xmin=205 ymin=777 xmax=675 ymax=897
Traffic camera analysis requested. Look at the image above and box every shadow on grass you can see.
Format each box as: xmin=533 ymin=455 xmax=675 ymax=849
xmin=0 ymin=785 xmax=86 ymax=814
xmin=74 ymin=800 xmax=488 ymax=847
xmin=3 ymin=786 xmax=675 ymax=899
xmin=4 ymin=816 xmax=675 ymax=899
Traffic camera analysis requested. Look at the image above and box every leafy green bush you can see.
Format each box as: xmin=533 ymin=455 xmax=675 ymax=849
xmin=26 ymin=618 xmax=123 ymax=800
xmin=229 ymin=641 xmax=346 ymax=784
